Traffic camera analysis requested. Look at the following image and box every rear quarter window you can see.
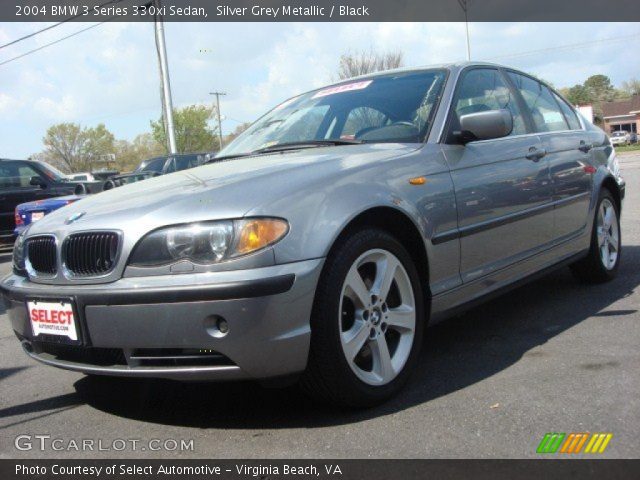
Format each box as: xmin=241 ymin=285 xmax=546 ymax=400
xmin=552 ymin=92 xmax=581 ymax=130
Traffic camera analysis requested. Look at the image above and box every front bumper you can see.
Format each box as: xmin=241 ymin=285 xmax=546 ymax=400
xmin=1 ymin=259 xmax=324 ymax=381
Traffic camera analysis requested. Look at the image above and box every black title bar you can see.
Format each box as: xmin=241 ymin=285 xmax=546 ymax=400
xmin=2 ymin=0 xmax=640 ymax=22
xmin=3 ymin=459 xmax=640 ymax=480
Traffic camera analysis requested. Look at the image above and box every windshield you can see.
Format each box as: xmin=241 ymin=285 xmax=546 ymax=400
xmin=135 ymin=157 xmax=166 ymax=173
xmin=612 ymin=131 xmax=627 ymax=137
xmin=36 ymin=161 xmax=67 ymax=181
xmin=219 ymin=69 xmax=447 ymax=157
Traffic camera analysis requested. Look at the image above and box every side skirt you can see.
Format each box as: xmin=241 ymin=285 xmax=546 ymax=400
xmin=429 ymin=246 xmax=588 ymax=325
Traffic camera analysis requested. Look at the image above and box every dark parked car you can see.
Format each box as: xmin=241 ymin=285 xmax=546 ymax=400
xmin=103 ymin=154 xmax=205 ymax=189
xmin=0 ymin=159 xmax=87 ymax=247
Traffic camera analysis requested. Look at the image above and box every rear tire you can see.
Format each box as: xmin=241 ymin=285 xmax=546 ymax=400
xmin=300 ymin=228 xmax=425 ymax=407
xmin=570 ymin=189 xmax=621 ymax=283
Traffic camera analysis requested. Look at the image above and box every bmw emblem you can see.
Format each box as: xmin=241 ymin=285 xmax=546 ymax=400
xmin=65 ymin=212 xmax=86 ymax=224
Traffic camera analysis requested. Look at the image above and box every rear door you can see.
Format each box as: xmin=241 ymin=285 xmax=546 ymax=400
xmin=442 ymin=67 xmax=553 ymax=283
xmin=506 ymin=71 xmax=592 ymax=240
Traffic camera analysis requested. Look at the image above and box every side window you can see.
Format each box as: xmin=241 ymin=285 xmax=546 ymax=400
xmin=452 ymin=68 xmax=526 ymax=139
xmin=552 ymin=92 xmax=581 ymax=130
xmin=0 ymin=163 xmax=19 ymax=189
xmin=17 ymin=163 xmax=43 ymax=187
xmin=0 ymin=163 xmax=42 ymax=189
xmin=340 ymin=107 xmax=388 ymax=139
xmin=507 ymin=72 xmax=569 ymax=132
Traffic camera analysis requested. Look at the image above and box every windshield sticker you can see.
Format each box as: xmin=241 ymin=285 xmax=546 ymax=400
xmin=312 ymin=80 xmax=373 ymax=99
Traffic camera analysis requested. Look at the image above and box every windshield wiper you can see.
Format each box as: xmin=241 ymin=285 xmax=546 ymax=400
xmin=206 ymin=140 xmax=364 ymax=164
xmin=251 ymin=139 xmax=364 ymax=154
xmin=206 ymin=153 xmax=256 ymax=164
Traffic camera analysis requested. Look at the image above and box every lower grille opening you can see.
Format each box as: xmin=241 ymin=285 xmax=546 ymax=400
xmin=35 ymin=343 xmax=127 ymax=366
xmin=130 ymin=348 xmax=234 ymax=367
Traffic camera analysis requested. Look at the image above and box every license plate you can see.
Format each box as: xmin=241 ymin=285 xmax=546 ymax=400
xmin=31 ymin=211 xmax=45 ymax=222
xmin=27 ymin=299 xmax=78 ymax=341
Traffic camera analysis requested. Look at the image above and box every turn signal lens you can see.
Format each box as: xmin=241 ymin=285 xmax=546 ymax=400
xmin=234 ymin=219 xmax=289 ymax=256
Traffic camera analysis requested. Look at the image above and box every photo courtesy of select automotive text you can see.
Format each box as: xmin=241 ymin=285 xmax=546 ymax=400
xmin=0 ymin=0 xmax=639 ymax=478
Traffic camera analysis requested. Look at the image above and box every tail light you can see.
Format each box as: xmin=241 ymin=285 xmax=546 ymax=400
xmin=14 ymin=209 xmax=23 ymax=226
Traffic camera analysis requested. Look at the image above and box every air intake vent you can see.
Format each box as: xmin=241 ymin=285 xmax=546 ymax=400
xmin=63 ymin=232 xmax=119 ymax=277
xmin=26 ymin=236 xmax=57 ymax=276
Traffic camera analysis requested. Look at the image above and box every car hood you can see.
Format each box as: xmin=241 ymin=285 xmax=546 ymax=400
xmin=27 ymin=143 xmax=421 ymax=238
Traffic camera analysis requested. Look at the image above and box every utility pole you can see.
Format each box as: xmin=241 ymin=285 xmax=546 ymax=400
xmin=154 ymin=0 xmax=177 ymax=154
xmin=458 ymin=0 xmax=471 ymax=61
xmin=210 ymin=91 xmax=226 ymax=150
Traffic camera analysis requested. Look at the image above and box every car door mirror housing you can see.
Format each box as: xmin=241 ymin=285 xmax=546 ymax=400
xmin=457 ymin=109 xmax=514 ymax=143
xmin=29 ymin=176 xmax=47 ymax=188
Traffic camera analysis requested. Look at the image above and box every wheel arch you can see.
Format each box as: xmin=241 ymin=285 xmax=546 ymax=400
xmin=325 ymin=206 xmax=432 ymax=302
xmin=600 ymin=175 xmax=622 ymax=213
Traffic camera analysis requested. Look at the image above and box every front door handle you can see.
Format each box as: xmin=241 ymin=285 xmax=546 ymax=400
xmin=578 ymin=141 xmax=593 ymax=153
xmin=526 ymin=147 xmax=547 ymax=161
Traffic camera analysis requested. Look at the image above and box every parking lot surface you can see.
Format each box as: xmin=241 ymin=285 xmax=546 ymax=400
xmin=1 ymin=153 xmax=639 ymax=459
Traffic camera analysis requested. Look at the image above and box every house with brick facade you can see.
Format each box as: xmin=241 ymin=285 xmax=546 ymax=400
xmin=602 ymin=95 xmax=640 ymax=135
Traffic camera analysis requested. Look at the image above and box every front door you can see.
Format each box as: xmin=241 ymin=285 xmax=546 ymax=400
xmin=442 ymin=67 xmax=553 ymax=283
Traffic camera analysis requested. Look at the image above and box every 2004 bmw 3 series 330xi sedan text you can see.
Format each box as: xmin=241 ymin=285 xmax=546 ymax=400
xmin=1 ymin=62 xmax=626 ymax=406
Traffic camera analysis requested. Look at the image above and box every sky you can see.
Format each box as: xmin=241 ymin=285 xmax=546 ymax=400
xmin=0 ymin=21 xmax=638 ymax=158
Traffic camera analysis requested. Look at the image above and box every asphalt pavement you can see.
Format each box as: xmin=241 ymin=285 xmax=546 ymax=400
xmin=1 ymin=153 xmax=639 ymax=459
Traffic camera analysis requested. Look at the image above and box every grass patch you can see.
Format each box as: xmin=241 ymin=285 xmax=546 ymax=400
xmin=615 ymin=144 xmax=640 ymax=153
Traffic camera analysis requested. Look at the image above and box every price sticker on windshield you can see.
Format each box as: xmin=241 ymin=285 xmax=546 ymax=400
xmin=312 ymin=80 xmax=373 ymax=98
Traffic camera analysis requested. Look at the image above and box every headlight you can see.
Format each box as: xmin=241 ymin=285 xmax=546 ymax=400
xmin=129 ymin=218 xmax=289 ymax=267
xmin=13 ymin=233 xmax=27 ymax=275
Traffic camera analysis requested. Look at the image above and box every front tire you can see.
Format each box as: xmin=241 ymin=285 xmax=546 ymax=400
xmin=570 ymin=189 xmax=621 ymax=283
xmin=301 ymin=228 xmax=425 ymax=407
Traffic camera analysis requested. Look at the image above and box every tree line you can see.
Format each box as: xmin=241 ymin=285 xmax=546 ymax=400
xmin=34 ymin=105 xmax=250 ymax=174
xmin=558 ymin=75 xmax=640 ymax=122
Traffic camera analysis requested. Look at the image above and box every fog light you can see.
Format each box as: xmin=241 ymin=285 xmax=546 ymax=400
xmin=204 ymin=315 xmax=229 ymax=338
xmin=217 ymin=318 xmax=229 ymax=334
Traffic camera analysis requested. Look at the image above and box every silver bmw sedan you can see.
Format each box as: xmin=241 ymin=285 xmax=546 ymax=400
xmin=1 ymin=62 xmax=625 ymax=406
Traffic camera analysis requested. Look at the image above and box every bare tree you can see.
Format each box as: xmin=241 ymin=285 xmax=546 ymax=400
xmin=337 ymin=50 xmax=404 ymax=80
xmin=621 ymin=78 xmax=640 ymax=97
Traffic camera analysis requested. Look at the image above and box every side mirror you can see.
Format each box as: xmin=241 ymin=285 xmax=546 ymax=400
xmin=457 ymin=109 xmax=513 ymax=143
xmin=29 ymin=176 xmax=47 ymax=188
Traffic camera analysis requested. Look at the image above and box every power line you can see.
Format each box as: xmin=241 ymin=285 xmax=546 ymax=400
xmin=0 ymin=0 xmax=125 ymax=51
xmin=0 ymin=22 xmax=67 ymax=50
xmin=0 ymin=22 xmax=106 ymax=67
xmin=487 ymin=32 xmax=640 ymax=60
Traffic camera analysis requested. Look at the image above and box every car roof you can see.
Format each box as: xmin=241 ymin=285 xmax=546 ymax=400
xmin=329 ymin=61 xmax=506 ymax=83
xmin=286 ymin=61 xmax=522 ymax=102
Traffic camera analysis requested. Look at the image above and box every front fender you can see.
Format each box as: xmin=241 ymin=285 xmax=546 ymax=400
xmin=245 ymin=147 xmax=460 ymax=296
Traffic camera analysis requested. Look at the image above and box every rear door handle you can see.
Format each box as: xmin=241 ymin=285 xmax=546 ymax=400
xmin=578 ymin=141 xmax=593 ymax=153
xmin=526 ymin=147 xmax=546 ymax=161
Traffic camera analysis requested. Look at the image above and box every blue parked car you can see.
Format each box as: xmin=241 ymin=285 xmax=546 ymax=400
xmin=13 ymin=195 xmax=83 ymax=236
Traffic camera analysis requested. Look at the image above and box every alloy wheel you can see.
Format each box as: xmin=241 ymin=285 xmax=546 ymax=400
xmin=596 ymin=198 xmax=619 ymax=270
xmin=338 ymin=249 xmax=416 ymax=386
